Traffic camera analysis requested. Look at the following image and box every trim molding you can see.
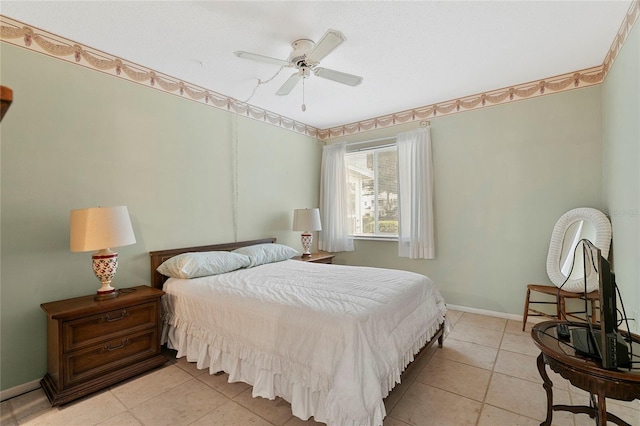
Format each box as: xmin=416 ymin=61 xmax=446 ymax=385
xmin=323 ymin=0 xmax=639 ymax=140
xmin=319 ymin=66 xmax=606 ymax=139
xmin=1 ymin=0 xmax=638 ymax=140
xmin=0 ymin=16 xmax=322 ymax=139
xmin=0 ymin=379 xmax=41 ymax=402
xmin=446 ymin=304 xmax=523 ymax=322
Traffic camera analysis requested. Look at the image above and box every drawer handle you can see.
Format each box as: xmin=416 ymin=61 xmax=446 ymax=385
xmin=102 ymin=310 xmax=129 ymax=322
xmin=102 ymin=338 xmax=129 ymax=352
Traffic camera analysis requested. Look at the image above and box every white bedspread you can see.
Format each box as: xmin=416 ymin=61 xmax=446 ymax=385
xmin=162 ymin=259 xmax=447 ymax=426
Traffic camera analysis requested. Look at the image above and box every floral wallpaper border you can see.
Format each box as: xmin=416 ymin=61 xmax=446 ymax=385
xmin=321 ymin=0 xmax=639 ymax=139
xmin=1 ymin=0 xmax=638 ymax=141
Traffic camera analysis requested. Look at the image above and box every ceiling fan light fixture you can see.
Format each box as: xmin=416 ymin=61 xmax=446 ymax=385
xmin=235 ymin=28 xmax=362 ymax=98
xmin=288 ymin=39 xmax=315 ymax=66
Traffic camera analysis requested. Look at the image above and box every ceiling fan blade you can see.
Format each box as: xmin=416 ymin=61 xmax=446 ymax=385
xmin=234 ymin=51 xmax=290 ymax=67
xmin=306 ymin=29 xmax=346 ymax=63
xmin=313 ymin=67 xmax=363 ymax=86
xmin=276 ymin=73 xmax=301 ymax=96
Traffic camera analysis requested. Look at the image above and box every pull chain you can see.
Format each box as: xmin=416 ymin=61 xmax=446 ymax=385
xmin=301 ymin=76 xmax=306 ymax=112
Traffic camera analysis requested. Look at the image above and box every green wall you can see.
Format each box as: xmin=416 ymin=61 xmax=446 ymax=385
xmin=0 ymin=43 xmax=321 ymax=390
xmin=332 ymin=87 xmax=604 ymax=316
xmin=602 ymin=22 xmax=640 ymax=333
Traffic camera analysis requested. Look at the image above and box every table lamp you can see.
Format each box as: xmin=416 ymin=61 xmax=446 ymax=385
xmin=292 ymin=208 xmax=322 ymax=257
xmin=70 ymin=206 xmax=136 ymax=300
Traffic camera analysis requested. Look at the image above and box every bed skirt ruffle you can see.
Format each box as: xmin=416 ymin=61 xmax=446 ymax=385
xmin=162 ymin=303 xmax=448 ymax=426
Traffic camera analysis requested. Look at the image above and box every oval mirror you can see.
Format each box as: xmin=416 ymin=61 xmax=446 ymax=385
xmin=547 ymin=207 xmax=611 ymax=292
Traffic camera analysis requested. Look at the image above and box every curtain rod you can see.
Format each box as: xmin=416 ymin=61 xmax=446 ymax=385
xmin=346 ymin=136 xmax=395 ymax=148
xmin=345 ymin=120 xmax=430 ymax=148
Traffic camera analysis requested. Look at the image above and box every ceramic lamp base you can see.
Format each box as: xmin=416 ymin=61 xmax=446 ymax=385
xmin=300 ymin=233 xmax=313 ymax=256
xmin=92 ymin=249 xmax=119 ymax=300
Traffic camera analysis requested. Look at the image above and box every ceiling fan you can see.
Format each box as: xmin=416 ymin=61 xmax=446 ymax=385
xmin=234 ymin=29 xmax=363 ymax=97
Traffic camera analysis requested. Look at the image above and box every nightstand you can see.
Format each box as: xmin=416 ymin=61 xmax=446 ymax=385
xmin=293 ymin=251 xmax=335 ymax=264
xmin=40 ymin=285 xmax=167 ymax=405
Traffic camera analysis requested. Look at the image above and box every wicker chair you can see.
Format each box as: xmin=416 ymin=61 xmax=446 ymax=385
xmin=522 ymin=284 xmax=599 ymax=331
xmin=524 ymin=208 xmax=611 ymax=331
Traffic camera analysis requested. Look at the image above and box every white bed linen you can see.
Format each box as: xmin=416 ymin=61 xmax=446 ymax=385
xmin=161 ymin=259 xmax=447 ymax=426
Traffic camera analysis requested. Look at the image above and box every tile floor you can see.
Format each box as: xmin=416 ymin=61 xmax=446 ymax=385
xmin=2 ymin=310 xmax=639 ymax=426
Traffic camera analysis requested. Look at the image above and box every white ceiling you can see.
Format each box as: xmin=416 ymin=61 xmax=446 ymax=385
xmin=1 ymin=1 xmax=632 ymax=129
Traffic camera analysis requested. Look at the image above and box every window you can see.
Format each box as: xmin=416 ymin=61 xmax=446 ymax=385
xmin=345 ymin=146 xmax=398 ymax=238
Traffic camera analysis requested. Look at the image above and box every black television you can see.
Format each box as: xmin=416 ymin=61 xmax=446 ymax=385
xmin=570 ymin=239 xmax=630 ymax=369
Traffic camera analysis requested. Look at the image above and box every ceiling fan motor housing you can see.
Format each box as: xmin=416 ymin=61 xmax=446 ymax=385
xmin=289 ymin=39 xmax=316 ymax=67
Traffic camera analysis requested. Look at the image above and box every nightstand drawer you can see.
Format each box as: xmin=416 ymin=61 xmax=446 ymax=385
xmin=64 ymin=328 xmax=159 ymax=387
xmin=63 ymin=302 xmax=158 ymax=352
xmin=41 ymin=286 xmax=167 ymax=405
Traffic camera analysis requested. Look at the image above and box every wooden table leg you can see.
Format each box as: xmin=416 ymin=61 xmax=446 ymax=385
xmin=537 ymin=353 xmax=553 ymax=426
xmin=597 ymin=390 xmax=607 ymax=426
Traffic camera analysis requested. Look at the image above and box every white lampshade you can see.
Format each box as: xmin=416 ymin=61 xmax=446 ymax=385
xmin=70 ymin=206 xmax=136 ymax=299
xmin=70 ymin=206 xmax=136 ymax=252
xmin=292 ymin=208 xmax=322 ymax=232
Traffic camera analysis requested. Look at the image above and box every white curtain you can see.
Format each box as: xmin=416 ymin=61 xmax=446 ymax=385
xmin=319 ymin=141 xmax=354 ymax=252
xmin=397 ymin=127 xmax=435 ymax=259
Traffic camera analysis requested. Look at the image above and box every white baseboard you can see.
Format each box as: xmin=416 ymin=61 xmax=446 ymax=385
xmin=446 ymin=304 xmax=523 ymax=322
xmin=0 ymin=379 xmax=41 ymax=402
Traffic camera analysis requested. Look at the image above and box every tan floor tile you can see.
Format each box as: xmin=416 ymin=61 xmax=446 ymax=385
xmin=500 ymin=331 xmax=540 ymax=357
xmin=519 ymin=357 xmax=569 ymax=391
xmin=508 ymin=316 xmax=547 ymax=332
xmin=19 ymin=390 xmax=127 ymax=426
xmin=190 ymin=400 xmax=273 ymax=425
xmin=570 ymin=389 xmax=640 ymax=426
xmin=478 ymin=404 xmax=541 ymax=426
xmin=197 ymin=371 xmax=252 ymax=398
xmin=111 ymin=364 xmax=193 ymax=409
xmin=525 ymin=316 xmax=553 ymax=328
xmin=96 ymin=411 xmax=142 ymax=425
xmin=5 ymin=388 xmax=50 ymax=421
xmin=457 ymin=312 xmax=507 ymax=331
xmin=129 ymin=378 xmax=227 ymax=426
xmin=446 ymin=323 xmax=503 ymax=348
xmin=445 ymin=309 xmax=463 ymax=326
xmin=1 ymin=399 xmax=17 ymax=426
xmin=232 ymin=388 xmax=294 ymax=426
xmin=11 ymin=309 xmax=634 ymax=426
xmin=435 ymin=337 xmax=498 ymax=370
xmin=545 ymin=369 xmax=571 ymax=391
xmin=505 ymin=319 xmax=531 ymax=334
xmin=389 ymin=382 xmax=481 ymax=426
xmin=485 ymin=372 xmax=574 ymax=425
xmin=1 ymin=416 xmax=18 ymax=426
xmin=382 ymin=416 xmax=412 ymax=426
xmin=1 ymin=399 xmax=13 ymax=418
xmin=384 ymin=345 xmax=439 ymax=413
xmin=416 ymin=356 xmax=491 ymax=402
xmin=493 ymin=350 xmax=542 ymax=384
xmin=393 ymin=342 xmax=439 ymax=387
xmin=608 ymin=398 xmax=640 ymax=415
xmin=284 ymin=413 xmax=325 ymax=425
xmin=384 ymin=375 xmax=413 ymax=414
xmin=174 ymin=356 xmax=210 ymax=377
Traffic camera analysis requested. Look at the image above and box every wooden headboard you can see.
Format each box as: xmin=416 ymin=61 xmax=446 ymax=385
xmin=148 ymin=238 xmax=277 ymax=289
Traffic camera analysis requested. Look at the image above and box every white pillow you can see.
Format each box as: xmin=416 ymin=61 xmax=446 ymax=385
xmin=157 ymin=251 xmax=250 ymax=279
xmin=232 ymin=243 xmax=299 ymax=267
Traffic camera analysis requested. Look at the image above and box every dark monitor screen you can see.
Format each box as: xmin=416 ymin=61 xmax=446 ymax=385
xmin=570 ymin=239 xmax=629 ymax=369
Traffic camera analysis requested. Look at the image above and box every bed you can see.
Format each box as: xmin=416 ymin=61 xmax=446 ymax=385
xmin=149 ymin=238 xmax=447 ymax=426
